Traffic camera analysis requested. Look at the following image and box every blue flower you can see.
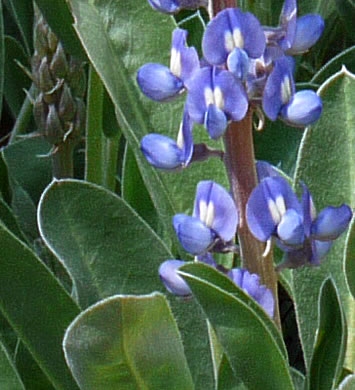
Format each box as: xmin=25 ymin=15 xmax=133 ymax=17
xmin=140 ymin=109 xmax=193 ymax=170
xmin=137 ymin=28 xmax=199 ymax=101
xmin=159 ymin=260 xmax=192 ymax=296
xmin=228 ymin=268 xmax=274 ymax=318
xmin=202 ymin=8 xmax=265 ymax=66
xmin=147 ymin=0 xmax=207 ymax=14
xmin=246 ymin=175 xmax=305 ymax=248
xmin=174 ymin=180 xmax=238 ymax=255
xmin=262 ymin=56 xmax=322 ymax=126
xmin=286 ymin=14 xmax=325 ymax=55
xmin=186 ymin=66 xmax=248 ymax=139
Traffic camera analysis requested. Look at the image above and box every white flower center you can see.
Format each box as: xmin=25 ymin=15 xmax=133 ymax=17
xmin=281 ymin=76 xmax=292 ymax=104
xmin=170 ymin=48 xmax=182 ymax=78
xmin=204 ymin=87 xmax=224 ymax=110
xmin=199 ymin=200 xmax=215 ymax=228
xmin=268 ymin=195 xmax=286 ymax=224
xmin=224 ymin=28 xmax=244 ymax=53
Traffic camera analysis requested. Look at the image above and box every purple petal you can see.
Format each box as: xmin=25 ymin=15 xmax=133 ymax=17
xmin=180 ymin=109 xmax=194 ymax=165
xmin=311 ymin=204 xmax=352 ymax=241
xmin=186 ymin=67 xmax=212 ymax=124
xmin=247 ymin=176 xmax=302 ymax=242
xmin=202 ymin=8 xmax=265 ymax=65
xmin=204 ymin=104 xmax=228 ymax=139
xmin=277 ymin=209 xmax=304 ymax=247
xmin=229 ymin=268 xmax=274 ymax=317
xmin=310 ymin=240 xmax=333 ymax=265
xmin=173 ymin=214 xmax=215 ymax=255
xmin=262 ymin=56 xmax=295 ymax=121
xmin=147 ymin=0 xmax=180 ymax=13
xmin=198 ymin=253 xmax=217 ymax=267
xmin=159 ymin=260 xmax=192 ymax=296
xmin=214 ymin=69 xmax=248 ymax=121
xmin=137 ymin=63 xmax=183 ymax=101
xmin=141 ymin=133 xmax=184 ymax=170
xmin=301 ymin=182 xmax=316 ymax=237
xmin=227 ymin=48 xmax=249 ymax=81
xmin=278 ymin=0 xmax=297 ymax=50
xmin=193 ymin=181 xmax=238 ymax=242
xmin=256 ymin=161 xmax=281 ymax=182
xmin=287 ymin=14 xmax=325 ymax=55
xmin=171 ymin=28 xmax=200 ymax=83
xmin=281 ymin=90 xmax=322 ymax=127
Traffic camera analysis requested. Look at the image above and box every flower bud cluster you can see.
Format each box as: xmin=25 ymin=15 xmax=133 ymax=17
xmin=31 ymin=6 xmax=86 ymax=147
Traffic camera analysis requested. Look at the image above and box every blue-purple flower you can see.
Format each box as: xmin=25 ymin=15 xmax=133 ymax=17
xmin=228 ymin=268 xmax=274 ymax=318
xmin=147 ymin=0 xmax=208 ymax=14
xmin=186 ymin=66 xmax=248 ymax=139
xmin=159 ymin=260 xmax=192 ymax=296
xmin=140 ymin=109 xmax=193 ymax=170
xmin=174 ymin=180 xmax=238 ymax=255
xmin=262 ymin=56 xmax=322 ymax=126
xmin=137 ymin=28 xmax=199 ymax=101
xmin=202 ymin=8 xmax=266 ymax=66
xmin=247 ymin=164 xmax=353 ymax=267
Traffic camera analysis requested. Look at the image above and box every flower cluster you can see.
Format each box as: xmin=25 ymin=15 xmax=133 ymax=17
xmin=247 ymin=163 xmax=353 ymax=268
xmin=159 ymin=181 xmax=275 ymax=318
xmin=138 ymin=0 xmax=325 ymax=170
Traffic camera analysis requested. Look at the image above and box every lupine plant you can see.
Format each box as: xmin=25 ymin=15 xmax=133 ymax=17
xmin=0 ymin=0 xmax=354 ymax=389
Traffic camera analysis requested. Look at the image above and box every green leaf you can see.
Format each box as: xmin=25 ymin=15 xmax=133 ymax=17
xmin=0 ymin=340 xmax=25 ymax=390
xmin=4 ymin=0 xmax=33 ymax=55
xmin=338 ymin=374 xmax=355 ymax=390
xmin=0 ymin=223 xmax=80 ymax=389
xmin=122 ymin=145 xmax=157 ymax=230
xmin=345 ymin=217 xmax=355 ymax=299
xmin=34 ymin=0 xmax=85 ymax=60
xmin=4 ymin=35 xmax=31 ymax=117
xmin=0 ymin=197 xmax=27 ymax=242
xmin=293 ymin=67 xmax=355 ymax=371
xmin=0 ymin=153 xmax=11 ymax=204
xmin=179 ymin=263 xmax=294 ymax=390
xmin=2 ymin=137 xmax=52 ymax=205
xmin=308 ymin=278 xmax=347 ymax=390
xmin=312 ymin=46 xmax=355 ymax=85
xmin=64 ymin=293 xmax=194 ymax=390
xmin=38 ymin=179 xmax=214 ymax=389
xmin=69 ymin=0 xmax=229 ymax=254
xmin=38 ymin=179 xmax=172 ymax=308
xmin=0 ymin=0 xmax=4 ymax=121
xmin=290 ymin=368 xmax=306 ymax=390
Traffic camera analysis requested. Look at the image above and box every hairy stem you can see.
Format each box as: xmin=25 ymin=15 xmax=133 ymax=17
xmin=223 ymin=109 xmax=280 ymax=327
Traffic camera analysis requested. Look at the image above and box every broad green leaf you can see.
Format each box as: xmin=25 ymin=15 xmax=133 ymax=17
xmin=4 ymin=35 xmax=31 ymax=117
xmin=0 ymin=223 xmax=80 ymax=389
xmin=122 ymin=145 xmax=158 ymax=230
xmin=4 ymin=0 xmax=33 ymax=55
xmin=34 ymin=0 xmax=85 ymax=60
xmin=69 ymin=0 xmax=229 ymax=254
xmin=0 ymin=340 xmax=25 ymax=390
xmin=38 ymin=179 xmax=214 ymax=388
xmin=2 ymin=137 xmax=52 ymax=204
xmin=338 ymin=375 xmax=355 ymax=390
xmin=217 ymin=353 xmax=247 ymax=390
xmin=293 ymin=67 xmax=355 ymax=370
xmin=38 ymin=179 xmax=172 ymax=308
xmin=308 ymin=278 xmax=347 ymax=390
xmin=0 ymin=196 xmax=27 ymax=242
xmin=179 ymin=263 xmax=294 ymax=390
xmin=64 ymin=293 xmax=194 ymax=390
xmin=312 ymin=46 xmax=355 ymax=85
xmin=345 ymin=217 xmax=355 ymax=299
xmin=0 ymin=153 xmax=11 ymax=203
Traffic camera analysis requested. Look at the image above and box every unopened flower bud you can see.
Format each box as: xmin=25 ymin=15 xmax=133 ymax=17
xmin=50 ymin=42 xmax=68 ymax=79
xmin=45 ymin=104 xmax=64 ymax=144
xmin=59 ymin=83 xmax=76 ymax=122
xmin=38 ymin=57 xmax=54 ymax=92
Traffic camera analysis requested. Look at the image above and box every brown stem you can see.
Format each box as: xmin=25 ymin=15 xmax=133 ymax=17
xmin=223 ymin=109 xmax=280 ymax=327
xmin=52 ymin=141 xmax=74 ymax=179
xmin=212 ymin=0 xmax=237 ymax=16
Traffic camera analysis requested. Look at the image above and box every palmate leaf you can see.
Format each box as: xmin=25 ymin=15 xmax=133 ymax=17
xmin=63 ymin=293 xmax=194 ymax=390
xmin=293 ymin=67 xmax=355 ymax=371
xmin=38 ymin=179 xmax=214 ymax=388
